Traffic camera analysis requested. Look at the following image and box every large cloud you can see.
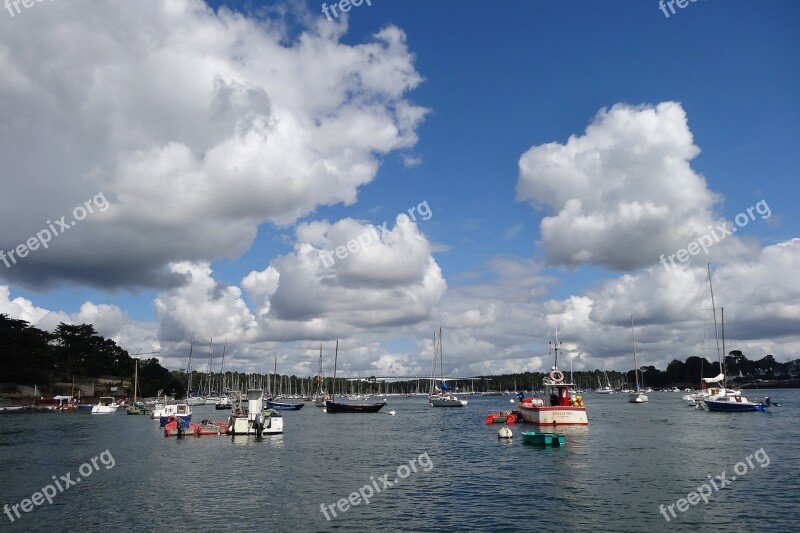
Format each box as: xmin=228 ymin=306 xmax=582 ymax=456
xmin=243 ymin=214 xmax=447 ymax=337
xmin=516 ymin=102 xmax=758 ymax=271
xmin=0 ymin=0 xmax=427 ymax=289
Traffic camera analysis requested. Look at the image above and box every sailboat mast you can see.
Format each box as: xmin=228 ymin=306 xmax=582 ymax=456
xmin=707 ymin=263 xmax=722 ymax=371
xmin=439 ymin=327 xmax=444 ymax=391
xmin=721 ymin=307 xmax=726 ymax=387
xmin=219 ymin=340 xmax=227 ymax=393
xmin=208 ymin=337 xmax=214 ymax=396
xmin=631 ymin=315 xmax=639 ymax=389
xmin=186 ymin=334 xmax=194 ymax=398
xmin=332 ymin=340 xmax=339 ymax=402
xmin=429 ymin=331 xmax=437 ymax=396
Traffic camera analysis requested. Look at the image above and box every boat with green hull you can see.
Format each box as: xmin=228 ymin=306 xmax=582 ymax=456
xmin=521 ymin=431 xmax=566 ymax=447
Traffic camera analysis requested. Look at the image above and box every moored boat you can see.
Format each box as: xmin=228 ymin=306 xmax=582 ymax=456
xmin=485 ymin=410 xmax=520 ymax=424
xmin=428 ymin=328 xmax=468 ymax=407
xmin=266 ymin=400 xmax=305 ymax=411
xmin=518 ymin=333 xmax=588 ymax=426
xmin=159 ymin=403 xmax=192 ymax=427
xmin=627 ymin=316 xmax=648 ymax=404
xmin=91 ymin=397 xmax=119 ymax=414
xmin=227 ymin=389 xmax=283 ymax=435
xmin=215 ymin=396 xmax=232 ymax=410
xmin=704 ymin=395 xmax=771 ymax=412
xmin=325 ymin=340 xmax=386 ymax=414
xmin=521 ymin=431 xmax=566 ymax=447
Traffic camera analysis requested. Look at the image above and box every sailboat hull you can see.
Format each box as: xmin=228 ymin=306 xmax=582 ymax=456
xmin=325 ymin=401 xmax=385 ymax=413
xmin=705 ymin=399 xmax=765 ymax=412
xmin=266 ymin=401 xmax=305 ymax=411
xmin=429 ymin=396 xmax=467 ymax=407
xmin=628 ymin=394 xmax=648 ymax=403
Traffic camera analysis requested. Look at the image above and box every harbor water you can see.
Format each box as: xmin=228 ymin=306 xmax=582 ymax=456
xmin=1 ymin=391 xmax=798 ymax=532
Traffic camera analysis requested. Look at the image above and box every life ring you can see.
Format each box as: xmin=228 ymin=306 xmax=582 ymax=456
xmin=549 ymin=370 xmax=564 ymax=382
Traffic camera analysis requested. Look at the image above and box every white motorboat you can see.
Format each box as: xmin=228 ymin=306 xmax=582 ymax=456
xmin=159 ymin=403 xmax=192 ymax=426
xmin=215 ymin=396 xmax=232 ymax=410
xmin=91 ymin=397 xmax=119 ymax=414
xmin=227 ymin=389 xmax=283 ymax=435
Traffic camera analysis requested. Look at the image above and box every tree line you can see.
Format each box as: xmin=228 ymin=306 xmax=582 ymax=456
xmin=0 ymin=314 xmax=182 ymax=397
xmin=2 ymin=313 xmax=795 ymax=397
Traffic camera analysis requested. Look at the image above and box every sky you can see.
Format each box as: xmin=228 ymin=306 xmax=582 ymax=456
xmin=1 ymin=0 xmax=798 ymax=380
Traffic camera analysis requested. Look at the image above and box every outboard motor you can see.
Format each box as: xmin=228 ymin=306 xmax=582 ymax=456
xmin=764 ymin=397 xmax=771 ymax=406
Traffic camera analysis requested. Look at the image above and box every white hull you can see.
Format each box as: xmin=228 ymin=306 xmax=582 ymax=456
xmin=628 ymin=393 xmax=648 ymax=403
xmin=429 ymin=395 xmax=467 ymax=407
xmin=596 ymin=389 xmax=614 ymax=394
xmin=518 ymin=405 xmax=588 ymax=425
xmin=91 ymin=397 xmax=119 ymax=414
xmin=90 ymin=405 xmax=119 ymax=414
xmin=186 ymin=397 xmax=206 ymax=406
xmin=228 ymin=414 xmax=284 ymax=435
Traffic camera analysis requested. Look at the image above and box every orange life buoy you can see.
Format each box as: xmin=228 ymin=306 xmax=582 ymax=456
xmin=549 ymin=370 xmax=564 ymax=382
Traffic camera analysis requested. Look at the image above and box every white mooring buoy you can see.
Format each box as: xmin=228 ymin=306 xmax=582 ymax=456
xmin=497 ymin=424 xmax=513 ymax=439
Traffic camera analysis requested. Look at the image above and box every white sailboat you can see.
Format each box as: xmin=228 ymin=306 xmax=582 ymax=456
xmin=684 ymin=264 xmax=741 ymax=405
xmin=185 ymin=336 xmax=206 ymax=405
xmin=628 ymin=316 xmax=648 ymax=404
xmin=429 ymin=328 xmax=467 ymax=407
xmin=596 ymin=368 xmax=614 ymax=394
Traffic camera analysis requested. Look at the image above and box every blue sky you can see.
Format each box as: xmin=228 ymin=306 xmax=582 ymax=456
xmin=1 ymin=0 xmax=798 ymax=376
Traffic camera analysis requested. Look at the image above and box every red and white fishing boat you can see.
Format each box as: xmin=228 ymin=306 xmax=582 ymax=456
xmin=518 ymin=336 xmax=588 ymax=426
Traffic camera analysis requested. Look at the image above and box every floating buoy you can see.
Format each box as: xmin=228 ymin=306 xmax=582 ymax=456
xmin=510 ymin=399 xmax=515 ymax=403
xmin=389 ymin=410 xmax=396 ymax=416
xmin=498 ymin=424 xmax=513 ymax=439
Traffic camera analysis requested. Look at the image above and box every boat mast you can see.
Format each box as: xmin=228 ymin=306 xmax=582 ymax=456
xmin=186 ymin=333 xmax=194 ymax=399
xmin=721 ymin=307 xmax=726 ymax=388
xmin=439 ymin=327 xmax=444 ymax=393
xmin=550 ymin=324 xmax=563 ymax=371
xmin=332 ymin=340 xmax=339 ymax=402
xmin=429 ymin=331 xmax=437 ymax=396
xmin=706 ymin=263 xmax=723 ymax=380
xmin=208 ymin=337 xmax=214 ymax=396
xmin=219 ymin=340 xmax=227 ymax=394
xmin=631 ymin=315 xmax=639 ymax=391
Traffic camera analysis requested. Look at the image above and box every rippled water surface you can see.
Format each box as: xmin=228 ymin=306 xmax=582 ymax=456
xmin=1 ymin=391 xmax=798 ymax=532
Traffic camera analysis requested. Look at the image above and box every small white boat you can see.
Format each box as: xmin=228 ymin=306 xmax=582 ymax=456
xmin=159 ymin=403 xmax=192 ymax=426
xmin=227 ymin=389 xmax=283 ymax=436
xmin=91 ymin=397 xmax=119 ymax=414
xmin=215 ymin=396 xmax=232 ymax=410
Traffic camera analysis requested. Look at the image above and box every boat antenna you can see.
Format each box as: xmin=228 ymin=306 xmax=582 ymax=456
xmin=550 ymin=323 xmax=563 ymax=370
